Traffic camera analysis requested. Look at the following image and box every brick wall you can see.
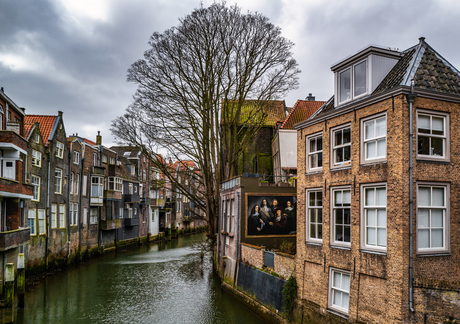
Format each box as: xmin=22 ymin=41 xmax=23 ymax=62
xmin=241 ymin=243 xmax=264 ymax=269
xmin=274 ymin=251 xmax=295 ymax=279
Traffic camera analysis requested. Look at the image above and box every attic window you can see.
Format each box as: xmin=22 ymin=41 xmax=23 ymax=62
xmin=338 ymin=59 xmax=367 ymax=104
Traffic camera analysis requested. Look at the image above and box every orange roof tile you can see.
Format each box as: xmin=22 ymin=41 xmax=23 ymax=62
xmin=280 ymin=100 xmax=325 ymax=129
xmin=24 ymin=115 xmax=58 ymax=143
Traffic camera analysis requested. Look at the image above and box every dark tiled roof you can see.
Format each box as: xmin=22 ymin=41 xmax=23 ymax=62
xmin=24 ymin=115 xmax=57 ymax=143
xmin=372 ymin=48 xmax=416 ymax=95
xmin=312 ymin=96 xmax=335 ymax=119
xmin=281 ymin=100 xmax=325 ymax=129
xmin=414 ymin=47 xmax=460 ymax=94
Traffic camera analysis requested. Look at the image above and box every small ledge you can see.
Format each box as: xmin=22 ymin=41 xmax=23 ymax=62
xmin=305 ymin=241 xmax=323 ymax=247
xmin=330 ymin=166 xmax=351 ymax=172
xmin=360 ymin=160 xmax=387 ymax=167
xmin=416 ymin=159 xmax=451 ymax=165
xmin=327 ymin=308 xmax=349 ymax=320
xmin=416 ymin=253 xmax=451 ymax=258
xmin=305 ymin=170 xmax=323 ymax=176
xmin=330 ymin=245 xmax=351 ymax=251
xmin=360 ymin=249 xmax=387 ymax=256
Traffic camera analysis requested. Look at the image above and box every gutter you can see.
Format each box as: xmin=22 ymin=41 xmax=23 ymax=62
xmin=67 ymin=150 xmax=72 ymax=258
xmin=406 ymin=80 xmax=417 ymax=314
xmin=46 ymin=156 xmax=51 ymax=269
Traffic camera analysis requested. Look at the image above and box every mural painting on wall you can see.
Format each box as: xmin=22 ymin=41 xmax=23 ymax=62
xmin=247 ymin=194 xmax=297 ymax=236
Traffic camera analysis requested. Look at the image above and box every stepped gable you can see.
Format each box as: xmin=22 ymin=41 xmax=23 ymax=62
xmin=281 ymin=99 xmax=325 ymax=129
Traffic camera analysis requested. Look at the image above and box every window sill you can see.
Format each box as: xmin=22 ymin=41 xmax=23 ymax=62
xmin=306 ymin=170 xmax=323 ymax=175
xmin=327 ymin=308 xmax=349 ymax=320
xmin=330 ymin=166 xmax=351 ymax=172
xmin=416 ymin=252 xmax=451 ymax=257
xmin=360 ymin=160 xmax=387 ymax=166
xmin=360 ymin=249 xmax=387 ymax=256
xmin=416 ymin=159 xmax=451 ymax=165
xmin=305 ymin=241 xmax=322 ymax=247
xmin=330 ymin=244 xmax=351 ymax=251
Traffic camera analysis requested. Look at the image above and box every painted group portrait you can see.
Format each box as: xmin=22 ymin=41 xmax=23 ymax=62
xmin=247 ymin=195 xmax=297 ymax=236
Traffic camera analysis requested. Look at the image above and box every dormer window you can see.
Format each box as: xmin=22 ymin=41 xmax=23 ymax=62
xmin=338 ymin=60 xmax=367 ymax=104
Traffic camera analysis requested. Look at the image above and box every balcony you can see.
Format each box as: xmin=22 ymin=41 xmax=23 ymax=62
xmin=0 ymin=228 xmax=30 ymax=251
xmin=100 ymin=219 xmax=122 ymax=231
xmin=151 ymin=198 xmax=165 ymax=207
xmin=124 ymin=217 xmax=139 ymax=227
xmin=104 ymin=190 xmax=122 ymax=200
xmin=140 ymin=197 xmax=151 ymax=205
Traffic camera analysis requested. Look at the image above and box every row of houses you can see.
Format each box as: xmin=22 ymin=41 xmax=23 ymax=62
xmin=218 ymin=38 xmax=460 ymax=323
xmin=0 ymin=94 xmax=205 ymax=300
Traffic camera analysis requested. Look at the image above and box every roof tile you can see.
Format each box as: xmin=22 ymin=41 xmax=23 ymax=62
xmin=24 ymin=115 xmax=58 ymax=143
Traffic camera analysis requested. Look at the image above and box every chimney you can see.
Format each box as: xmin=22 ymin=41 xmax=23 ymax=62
xmin=96 ymin=131 xmax=102 ymax=145
xmin=419 ymin=36 xmax=425 ymax=44
xmin=1 ymin=87 xmax=3 ymax=92
xmin=306 ymin=93 xmax=315 ymax=101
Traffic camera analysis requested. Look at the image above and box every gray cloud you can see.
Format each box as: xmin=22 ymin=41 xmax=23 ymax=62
xmin=0 ymin=0 xmax=459 ymax=145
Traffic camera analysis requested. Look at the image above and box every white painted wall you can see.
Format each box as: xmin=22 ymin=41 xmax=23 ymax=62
xmin=149 ymin=206 xmax=159 ymax=236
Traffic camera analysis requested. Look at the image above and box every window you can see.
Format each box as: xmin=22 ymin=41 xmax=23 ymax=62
xmin=361 ymin=114 xmax=386 ymax=163
xmin=82 ymin=175 xmax=87 ymax=196
xmin=119 ymin=208 xmax=123 ymax=219
xmin=331 ymin=125 xmax=351 ymax=168
xmin=93 ymin=153 xmax=98 ymax=166
xmin=109 ymin=157 xmax=115 ymax=165
xmin=56 ymin=141 xmax=64 ymax=158
xmin=134 ymin=185 xmax=138 ymax=194
xmin=417 ymin=110 xmax=449 ymax=161
xmin=83 ymin=207 xmax=88 ymax=225
xmin=131 ymin=165 xmax=135 ymax=176
xmin=3 ymin=160 xmax=15 ymax=179
xmin=70 ymin=172 xmax=74 ymax=194
xmin=338 ymin=59 xmax=367 ymax=104
xmin=417 ymin=183 xmax=449 ymax=253
xmin=329 ymin=269 xmax=350 ymax=314
xmin=59 ymin=204 xmax=65 ymax=228
xmin=331 ymin=187 xmax=351 ymax=246
xmin=38 ymin=209 xmax=46 ymax=234
xmin=102 ymin=154 xmax=107 ymax=164
xmin=71 ymin=203 xmax=78 ymax=226
xmin=55 ymin=168 xmax=62 ymax=194
xmin=129 ymin=183 xmax=133 ymax=195
xmin=91 ymin=177 xmax=103 ymax=198
xmin=51 ymin=204 xmax=57 ymax=228
xmin=306 ymin=133 xmax=323 ymax=172
xmin=128 ymin=208 xmax=133 ymax=218
xmin=35 ymin=134 xmax=39 ymax=143
xmin=32 ymin=150 xmax=42 ymax=167
xmin=307 ymin=189 xmax=323 ymax=242
xmin=134 ymin=208 xmax=137 ymax=216
xmin=361 ymin=184 xmax=387 ymax=252
xmin=230 ymin=199 xmax=235 ymax=233
xmin=74 ymin=151 xmax=80 ymax=164
xmin=90 ymin=207 xmax=98 ymax=224
xmin=109 ymin=177 xmax=123 ymax=191
xmin=28 ymin=209 xmax=36 ymax=235
xmin=76 ymin=174 xmax=80 ymax=195
xmin=30 ymin=175 xmax=40 ymax=201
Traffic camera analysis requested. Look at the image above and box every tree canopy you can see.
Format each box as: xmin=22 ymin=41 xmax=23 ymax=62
xmin=111 ymin=2 xmax=300 ymax=238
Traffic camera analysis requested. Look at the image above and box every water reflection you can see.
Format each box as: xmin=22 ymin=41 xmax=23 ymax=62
xmin=13 ymin=235 xmax=265 ymax=324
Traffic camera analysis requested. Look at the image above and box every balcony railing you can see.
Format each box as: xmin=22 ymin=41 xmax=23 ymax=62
xmin=124 ymin=217 xmax=139 ymax=227
xmin=140 ymin=197 xmax=151 ymax=205
xmin=100 ymin=219 xmax=122 ymax=231
xmin=0 ymin=228 xmax=30 ymax=251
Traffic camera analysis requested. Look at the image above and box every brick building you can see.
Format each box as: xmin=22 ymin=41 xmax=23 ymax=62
xmin=295 ymin=38 xmax=460 ymax=323
xmin=0 ymin=89 xmax=33 ymax=298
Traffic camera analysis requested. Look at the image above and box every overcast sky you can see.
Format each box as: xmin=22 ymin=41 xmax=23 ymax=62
xmin=1 ymin=0 xmax=459 ymax=146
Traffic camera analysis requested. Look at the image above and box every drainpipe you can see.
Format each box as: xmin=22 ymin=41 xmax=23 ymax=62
xmin=46 ymin=157 xmax=51 ymax=269
xmin=67 ymin=151 xmax=72 ymax=258
xmin=78 ymin=158 xmax=85 ymax=252
xmin=217 ymin=195 xmax=221 ymax=267
xmin=236 ymin=192 xmax=240 ymax=261
xmin=406 ymin=80 xmax=417 ymax=314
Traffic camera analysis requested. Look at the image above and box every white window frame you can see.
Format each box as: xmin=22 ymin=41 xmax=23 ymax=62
xmin=56 ymin=141 xmax=64 ymax=159
xmin=330 ymin=124 xmax=351 ymax=169
xmin=55 ymin=168 xmax=62 ymax=194
xmin=416 ymin=109 xmax=449 ymax=161
xmin=3 ymin=160 xmax=15 ymax=180
xmin=416 ymin=182 xmax=450 ymax=254
xmin=82 ymin=175 xmax=87 ymax=196
xmin=306 ymin=132 xmax=323 ymax=173
xmin=76 ymin=173 xmax=80 ymax=195
xmin=35 ymin=134 xmax=39 ymax=143
xmin=306 ymin=188 xmax=323 ymax=243
xmin=361 ymin=183 xmax=387 ymax=253
xmin=51 ymin=204 xmax=57 ymax=228
xmin=91 ymin=176 xmax=103 ymax=198
xmin=328 ymin=268 xmax=351 ymax=315
xmin=129 ymin=183 xmax=133 ymax=195
xmin=59 ymin=204 xmax=65 ymax=228
xmin=70 ymin=172 xmax=74 ymax=194
xmin=83 ymin=207 xmax=88 ymax=225
xmin=31 ymin=175 xmax=40 ymax=202
xmin=32 ymin=150 xmax=41 ymax=167
xmin=28 ymin=209 xmax=36 ymax=236
xmin=109 ymin=157 xmax=115 ymax=165
xmin=102 ymin=154 xmax=107 ymax=164
xmin=73 ymin=151 xmax=80 ymax=164
xmin=90 ymin=207 xmax=98 ymax=224
xmin=361 ymin=113 xmax=387 ymax=164
xmin=38 ymin=209 xmax=46 ymax=235
xmin=330 ymin=186 xmax=352 ymax=248
xmin=337 ymin=59 xmax=368 ymax=105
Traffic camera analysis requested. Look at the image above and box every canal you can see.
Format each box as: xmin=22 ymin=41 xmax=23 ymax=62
xmin=13 ymin=234 xmax=266 ymax=323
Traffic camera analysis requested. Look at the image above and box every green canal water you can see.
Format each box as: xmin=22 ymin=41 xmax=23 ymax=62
xmin=13 ymin=234 xmax=266 ymax=323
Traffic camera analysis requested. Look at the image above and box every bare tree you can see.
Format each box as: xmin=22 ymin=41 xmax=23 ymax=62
xmin=111 ymin=2 xmax=300 ymax=241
